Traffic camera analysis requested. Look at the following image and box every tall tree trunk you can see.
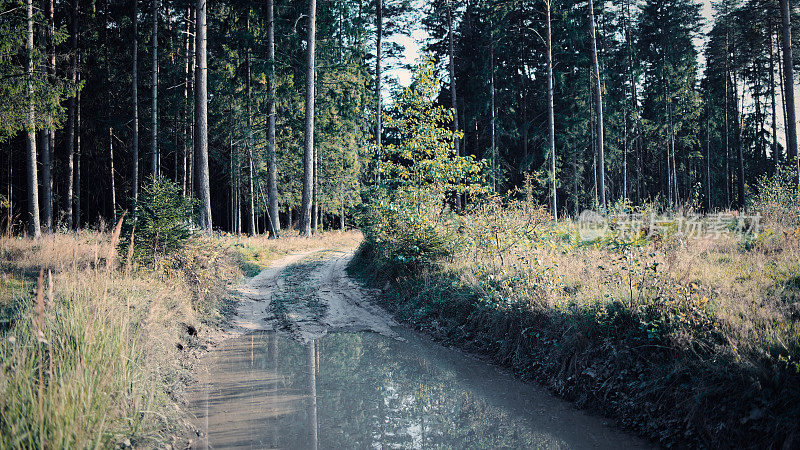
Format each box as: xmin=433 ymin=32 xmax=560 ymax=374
xmin=75 ymin=72 xmax=81 ymax=228
xmin=151 ymin=0 xmax=159 ymax=181
xmin=724 ymin=28 xmax=731 ymax=207
xmin=780 ymin=0 xmax=797 ymax=172
xmin=448 ymin=0 xmax=461 ymax=211
xmin=66 ymin=0 xmax=78 ymax=229
xmin=26 ymin=0 xmax=41 ymax=238
xmin=771 ymin=25 xmax=779 ymax=173
xmin=195 ymin=0 xmax=212 ymax=230
xmin=375 ymin=0 xmax=382 ymax=183
xmin=300 ymin=0 xmax=316 ymax=237
xmin=734 ymin=70 xmax=745 ymax=206
xmin=182 ymin=7 xmax=190 ymax=196
xmin=267 ymin=0 xmax=279 ymax=237
xmin=706 ymin=102 xmax=712 ymax=211
xmin=188 ymin=7 xmax=195 ymax=197
xmin=490 ymin=43 xmax=496 ymax=192
xmin=246 ymin=10 xmax=256 ymax=236
xmin=40 ymin=0 xmax=55 ymax=232
xmin=588 ymin=0 xmax=605 ymax=209
xmin=545 ymin=0 xmax=556 ymax=217
xmin=109 ymin=128 xmax=116 ymax=221
xmin=132 ymin=0 xmax=139 ymax=202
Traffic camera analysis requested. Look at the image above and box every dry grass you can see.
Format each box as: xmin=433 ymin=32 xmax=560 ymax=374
xmin=354 ymin=199 xmax=800 ymax=447
xmin=0 ymin=231 xmax=239 ymax=448
xmin=0 ymin=228 xmax=363 ymax=448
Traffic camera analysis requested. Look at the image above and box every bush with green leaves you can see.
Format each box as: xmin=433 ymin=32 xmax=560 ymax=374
xmin=361 ymin=59 xmax=487 ymax=275
xmin=120 ymin=177 xmax=197 ymax=265
xmin=748 ymin=166 xmax=800 ymax=226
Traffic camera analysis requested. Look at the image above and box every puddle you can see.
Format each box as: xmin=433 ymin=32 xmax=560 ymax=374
xmin=190 ymin=330 xmax=649 ymax=449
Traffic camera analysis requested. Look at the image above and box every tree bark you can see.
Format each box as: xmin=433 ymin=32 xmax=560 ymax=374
xmin=588 ymin=0 xmax=605 ymax=209
xmin=66 ymin=0 xmax=78 ymax=229
xmin=771 ymin=25 xmax=779 ymax=173
xmin=26 ymin=0 xmax=41 ymax=238
xmin=545 ymin=0 xmax=556 ymax=217
xmin=133 ymin=0 xmax=139 ymax=202
xmin=490 ymin=43 xmax=496 ymax=192
xmin=267 ymin=0 xmax=279 ymax=237
xmin=300 ymin=0 xmax=316 ymax=237
xmin=246 ymin=10 xmax=256 ymax=236
xmin=182 ymin=7 xmax=190 ymax=197
xmin=780 ymin=0 xmax=797 ymax=171
xmin=448 ymin=0 xmax=461 ymax=211
xmin=375 ymin=0 xmax=382 ymax=183
xmin=109 ymin=128 xmax=116 ymax=221
xmin=41 ymin=0 xmax=55 ymax=232
xmin=75 ymin=72 xmax=81 ymax=228
xmin=151 ymin=0 xmax=159 ymax=181
xmin=195 ymin=0 xmax=212 ymax=230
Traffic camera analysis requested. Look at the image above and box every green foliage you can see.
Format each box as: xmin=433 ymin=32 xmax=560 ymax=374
xmin=380 ymin=59 xmax=486 ymax=210
xmin=748 ymin=166 xmax=800 ymax=226
xmin=120 ymin=177 xmax=197 ymax=265
xmin=0 ymin=0 xmax=78 ymax=142
xmin=363 ymin=60 xmax=487 ymax=275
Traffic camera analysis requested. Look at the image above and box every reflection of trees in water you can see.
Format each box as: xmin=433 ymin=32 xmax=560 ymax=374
xmin=259 ymin=332 xmax=550 ymax=449
xmin=307 ymin=340 xmax=318 ymax=450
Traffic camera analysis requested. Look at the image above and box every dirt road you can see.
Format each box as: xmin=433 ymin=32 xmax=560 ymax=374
xmin=232 ymin=249 xmax=399 ymax=342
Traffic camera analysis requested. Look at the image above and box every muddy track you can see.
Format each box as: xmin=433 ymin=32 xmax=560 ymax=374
xmin=232 ymin=249 xmax=399 ymax=343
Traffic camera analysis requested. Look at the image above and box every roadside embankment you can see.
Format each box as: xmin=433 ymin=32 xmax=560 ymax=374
xmin=349 ymin=201 xmax=800 ymax=448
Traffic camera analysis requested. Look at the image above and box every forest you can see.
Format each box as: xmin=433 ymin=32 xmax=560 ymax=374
xmin=2 ymin=0 xmax=800 ymax=448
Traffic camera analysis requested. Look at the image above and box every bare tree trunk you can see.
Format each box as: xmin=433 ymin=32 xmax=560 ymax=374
xmin=151 ymin=0 xmax=159 ymax=181
xmin=724 ymin=25 xmax=731 ymax=207
xmin=375 ymin=0 xmax=382 ymax=183
xmin=75 ymin=73 xmax=81 ymax=228
xmin=448 ymin=0 xmax=461 ymax=211
xmin=246 ymin=10 xmax=256 ymax=236
xmin=734 ymin=70 xmax=745 ymax=206
xmin=267 ymin=0 xmax=279 ymax=237
xmin=771 ymin=25 xmax=780 ymax=173
xmin=780 ymin=0 xmax=797 ymax=172
xmin=490 ymin=44 xmax=496 ymax=192
xmin=195 ymin=0 xmax=212 ymax=231
xmin=188 ymin=7 xmax=195 ymax=197
xmin=40 ymin=0 xmax=55 ymax=232
xmin=545 ymin=0 xmax=556 ymax=217
xmin=706 ymin=107 xmax=712 ymax=211
xmin=181 ymin=7 xmax=190 ymax=197
xmin=588 ymin=0 xmax=605 ymax=209
xmin=26 ymin=0 xmax=40 ymax=238
xmin=109 ymin=128 xmax=116 ymax=221
xmin=66 ymin=0 xmax=78 ymax=229
xmin=132 ymin=0 xmax=139 ymax=202
xmin=300 ymin=0 xmax=316 ymax=237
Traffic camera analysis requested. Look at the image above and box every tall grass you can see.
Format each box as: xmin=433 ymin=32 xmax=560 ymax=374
xmin=0 ymin=230 xmax=239 ymax=448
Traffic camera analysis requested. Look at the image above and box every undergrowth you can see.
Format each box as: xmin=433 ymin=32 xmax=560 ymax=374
xmin=351 ymin=192 xmax=800 ymax=448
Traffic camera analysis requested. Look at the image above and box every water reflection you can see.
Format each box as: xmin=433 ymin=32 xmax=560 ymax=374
xmin=192 ymin=331 xmax=649 ymax=449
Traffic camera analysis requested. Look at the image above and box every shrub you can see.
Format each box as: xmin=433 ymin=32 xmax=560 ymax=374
xmin=120 ymin=177 xmax=197 ymax=266
xmin=749 ymin=166 xmax=800 ymax=226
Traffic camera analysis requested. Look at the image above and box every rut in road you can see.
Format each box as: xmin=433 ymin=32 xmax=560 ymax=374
xmin=233 ymin=249 xmax=399 ymax=343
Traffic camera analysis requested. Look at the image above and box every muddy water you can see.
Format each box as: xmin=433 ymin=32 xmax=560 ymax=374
xmin=191 ymin=329 xmax=650 ymax=449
